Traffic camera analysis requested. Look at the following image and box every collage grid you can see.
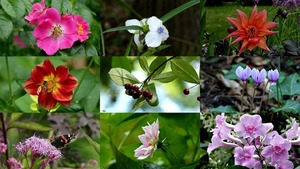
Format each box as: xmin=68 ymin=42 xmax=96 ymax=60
xmin=0 ymin=0 xmax=299 ymax=168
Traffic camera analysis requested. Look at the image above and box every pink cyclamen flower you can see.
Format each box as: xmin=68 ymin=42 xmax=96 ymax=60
xmin=0 ymin=143 xmax=7 ymax=154
xmin=261 ymin=135 xmax=291 ymax=164
xmin=73 ymin=15 xmax=91 ymax=42
xmin=134 ymin=119 xmax=160 ymax=160
xmin=251 ymin=68 xmax=267 ymax=85
xmin=25 ymin=0 xmax=47 ymax=24
xmin=234 ymin=114 xmax=267 ymax=141
xmin=7 ymin=158 xmax=23 ymax=169
xmin=236 ymin=66 xmax=252 ymax=81
xmin=33 ymin=8 xmax=78 ymax=55
xmin=268 ymin=69 xmax=279 ymax=83
xmin=234 ymin=145 xmax=262 ymax=169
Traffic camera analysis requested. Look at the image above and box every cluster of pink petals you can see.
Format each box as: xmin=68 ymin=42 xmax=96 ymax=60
xmin=134 ymin=119 xmax=160 ymax=160
xmin=7 ymin=158 xmax=23 ymax=169
xmin=25 ymin=0 xmax=91 ymax=55
xmin=0 ymin=142 xmax=7 ymax=154
xmin=208 ymin=113 xmax=299 ymax=168
xmin=16 ymin=135 xmax=62 ymax=166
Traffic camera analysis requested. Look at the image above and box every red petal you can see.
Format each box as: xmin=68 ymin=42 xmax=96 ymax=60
xmin=58 ymin=75 xmax=78 ymax=92
xmin=231 ymin=36 xmax=246 ymax=45
xmin=257 ymin=38 xmax=270 ymax=51
xmin=249 ymin=5 xmax=258 ymax=25
xmin=261 ymin=22 xmax=278 ymax=30
xmin=227 ymin=17 xmax=242 ymax=30
xmin=31 ymin=65 xmax=48 ymax=82
xmin=24 ymin=78 xmax=40 ymax=95
xmin=254 ymin=10 xmax=267 ymax=28
xmin=38 ymin=90 xmax=57 ymax=110
xmin=58 ymin=100 xmax=71 ymax=107
xmin=226 ymin=30 xmax=245 ymax=39
xmin=55 ymin=65 xmax=69 ymax=82
xmin=43 ymin=59 xmax=55 ymax=75
xmin=257 ymin=29 xmax=278 ymax=37
xmin=238 ymin=40 xmax=249 ymax=56
xmin=237 ymin=9 xmax=249 ymax=28
xmin=51 ymin=90 xmax=73 ymax=101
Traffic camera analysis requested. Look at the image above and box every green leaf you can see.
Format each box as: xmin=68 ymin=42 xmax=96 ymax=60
xmin=9 ymin=121 xmax=51 ymax=131
xmin=109 ymin=68 xmax=140 ymax=86
xmin=22 ymin=0 xmax=32 ymax=13
xmin=73 ymin=2 xmax=93 ymax=25
xmin=138 ymin=56 xmax=149 ymax=73
xmin=271 ymin=100 xmax=300 ymax=113
xmin=15 ymin=94 xmax=37 ymax=113
xmin=1 ymin=0 xmax=16 ymax=17
xmin=51 ymin=0 xmax=72 ymax=13
xmin=103 ymin=25 xmax=142 ymax=33
xmin=80 ymin=83 xmax=100 ymax=113
xmin=125 ymin=35 xmax=133 ymax=56
xmin=71 ymin=42 xmax=98 ymax=56
xmin=152 ymin=72 xmax=176 ymax=83
xmin=71 ymin=69 xmax=96 ymax=101
xmin=54 ymin=102 xmax=85 ymax=113
xmin=146 ymin=83 xmax=159 ymax=107
xmin=0 ymin=10 xmax=13 ymax=40
xmin=149 ymin=56 xmax=167 ymax=78
xmin=171 ymin=59 xmax=200 ymax=84
xmin=280 ymin=73 xmax=300 ymax=95
xmin=81 ymin=128 xmax=100 ymax=155
xmin=131 ymin=96 xmax=146 ymax=112
xmin=9 ymin=113 xmax=22 ymax=124
xmin=160 ymin=0 xmax=200 ymax=23
xmin=19 ymin=31 xmax=35 ymax=46
xmin=112 ymin=57 xmax=133 ymax=72
xmin=210 ymin=105 xmax=238 ymax=113
xmin=225 ymin=166 xmax=248 ymax=169
xmin=141 ymin=45 xmax=170 ymax=56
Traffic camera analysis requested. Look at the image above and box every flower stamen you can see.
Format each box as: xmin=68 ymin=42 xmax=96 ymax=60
xmin=51 ymin=24 xmax=63 ymax=39
xmin=246 ymin=26 xmax=257 ymax=38
xmin=77 ymin=22 xmax=83 ymax=35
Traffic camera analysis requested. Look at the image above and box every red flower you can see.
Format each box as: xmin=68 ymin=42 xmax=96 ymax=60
xmin=226 ymin=6 xmax=278 ymax=56
xmin=24 ymin=59 xmax=78 ymax=110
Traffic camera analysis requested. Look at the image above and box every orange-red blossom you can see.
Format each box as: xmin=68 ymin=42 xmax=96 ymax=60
xmin=24 ymin=59 xmax=78 ymax=110
xmin=226 ymin=6 xmax=278 ymax=56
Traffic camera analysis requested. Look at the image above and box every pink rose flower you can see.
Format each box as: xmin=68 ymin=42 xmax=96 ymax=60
xmin=73 ymin=15 xmax=91 ymax=42
xmin=134 ymin=119 xmax=160 ymax=160
xmin=33 ymin=8 xmax=78 ymax=55
xmin=25 ymin=0 xmax=47 ymax=24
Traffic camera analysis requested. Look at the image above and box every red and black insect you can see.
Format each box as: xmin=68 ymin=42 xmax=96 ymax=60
xmin=51 ymin=134 xmax=75 ymax=149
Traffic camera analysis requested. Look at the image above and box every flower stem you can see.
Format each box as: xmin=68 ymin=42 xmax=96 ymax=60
xmin=5 ymin=57 xmax=13 ymax=108
xmin=73 ymin=58 xmax=94 ymax=98
xmin=259 ymin=81 xmax=269 ymax=112
xmin=240 ymin=81 xmax=246 ymax=112
xmin=0 ymin=113 xmax=10 ymax=169
xmin=250 ymin=85 xmax=257 ymax=113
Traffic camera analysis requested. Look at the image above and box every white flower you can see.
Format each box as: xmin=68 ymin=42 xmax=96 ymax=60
xmin=125 ymin=19 xmax=146 ymax=46
xmin=134 ymin=119 xmax=160 ymax=160
xmin=145 ymin=16 xmax=169 ymax=48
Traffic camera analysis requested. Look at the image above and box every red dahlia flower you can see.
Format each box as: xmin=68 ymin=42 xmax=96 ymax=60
xmin=226 ymin=6 xmax=278 ymax=56
xmin=24 ymin=59 xmax=78 ymax=110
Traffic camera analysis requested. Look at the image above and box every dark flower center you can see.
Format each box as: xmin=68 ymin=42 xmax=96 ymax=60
xmin=157 ymin=27 xmax=164 ymax=34
xmin=246 ymin=26 xmax=258 ymax=38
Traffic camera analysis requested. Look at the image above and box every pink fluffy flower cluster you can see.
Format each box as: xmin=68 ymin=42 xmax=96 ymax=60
xmin=25 ymin=0 xmax=91 ymax=55
xmin=207 ymin=113 xmax=300 ymax=169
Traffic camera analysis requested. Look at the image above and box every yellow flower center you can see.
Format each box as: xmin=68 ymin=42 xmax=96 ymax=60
xmin=51 ymin=24 xmax=63 ymax=39
xmin=77 ymin=22 xmax=83 ymax=35
xmin=37 ymin=74 xmax=59 ymax=95
xmin=246 ymin=26 xmax=258 ymax=38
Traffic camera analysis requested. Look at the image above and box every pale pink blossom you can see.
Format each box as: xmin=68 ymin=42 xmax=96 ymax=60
xmin=7 ymin=158 xmax=23 ymax=169
xmin=234 ymin=145 xmax=261 ymax=169
xmin=25 ymin=0 xmax=47 ymax=24
xmin=261 ymin=135 xmax=291 ymax=164
xmin=0 ymin=143 xmax=7 ymax=154
xmin=134 ymin=119 xmax=160 ymax=160
xmin=234 ymin=114 xmax=267 ymax=141
xmin=33 ymin=8 xmax=77 ymax=55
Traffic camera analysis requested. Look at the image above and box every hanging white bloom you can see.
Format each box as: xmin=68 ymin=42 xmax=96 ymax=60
xmin=145 ymin=16 xmax=169 ymax=48
xmin=125 ymin=19 xmax=146 ymax=46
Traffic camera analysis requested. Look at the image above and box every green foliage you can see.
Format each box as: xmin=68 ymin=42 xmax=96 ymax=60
xmin=101 ymin=113 xmax=201 ymax=169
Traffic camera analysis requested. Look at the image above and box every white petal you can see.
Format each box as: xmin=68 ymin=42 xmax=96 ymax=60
xmin=125 ymin=19 xmax=140 ymax=34
xmin=147 ymin=16 xmax=162 ymax=31
xmin=160 ymin=26 xmax=169 ymax=41
xmin=145 ymin=32 xmax=162 ymax=47
xmin=134 ymin=34 xmax=142 ymax=46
